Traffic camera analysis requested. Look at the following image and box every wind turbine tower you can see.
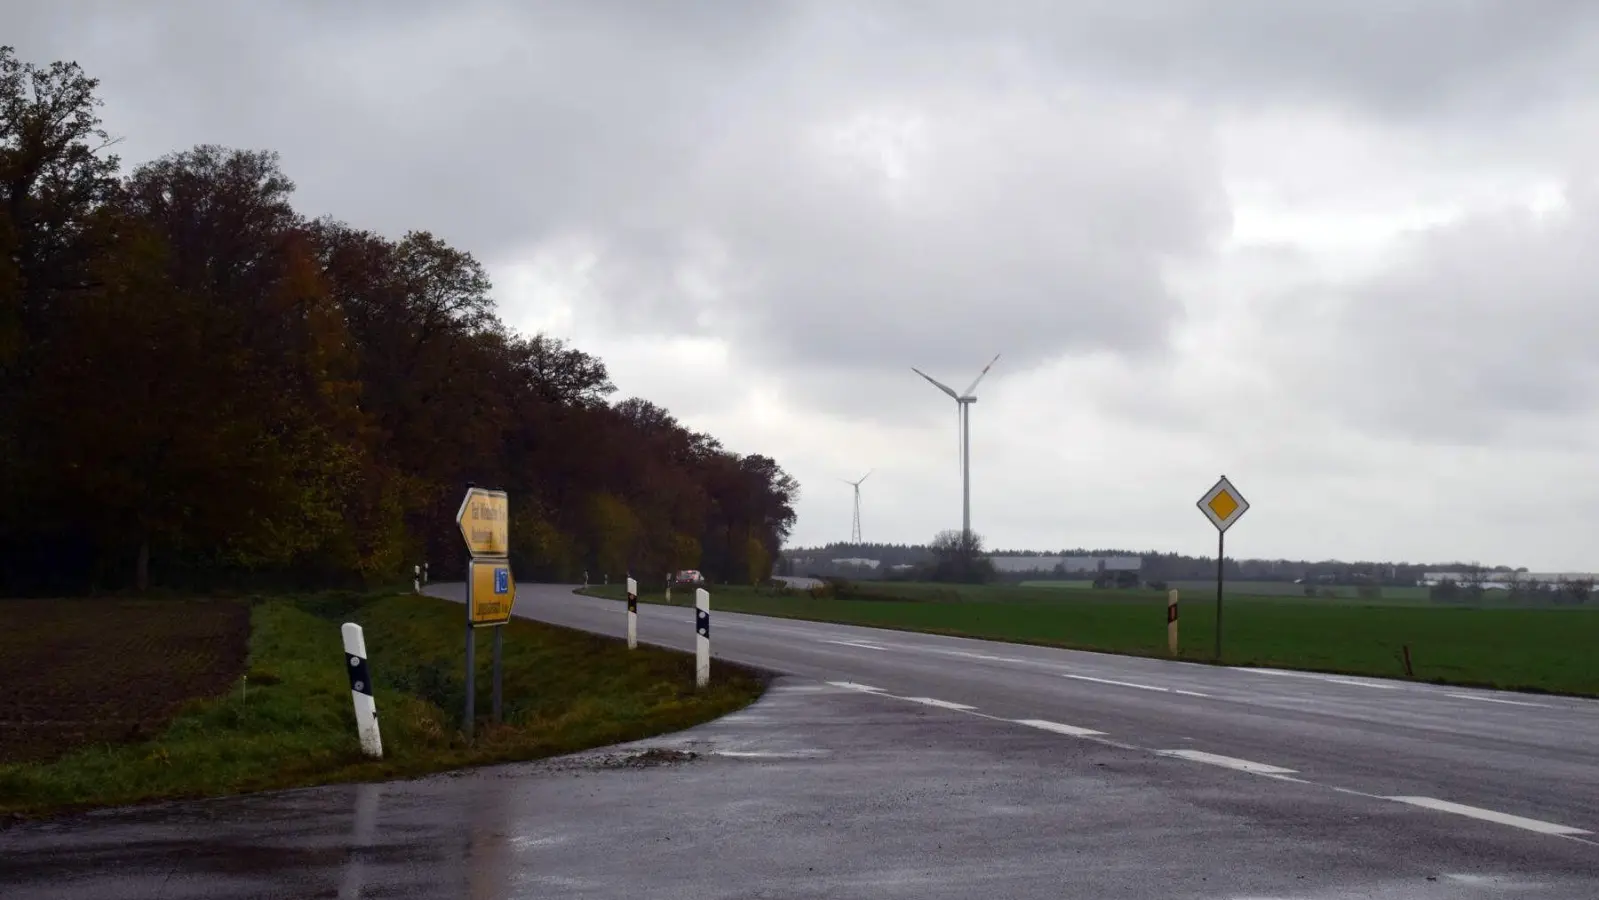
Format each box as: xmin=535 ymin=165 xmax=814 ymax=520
xmin=912 ymin=353 xmax=1001 ymax=543
xmin=842 ymin=470 xmax=872 ymax=545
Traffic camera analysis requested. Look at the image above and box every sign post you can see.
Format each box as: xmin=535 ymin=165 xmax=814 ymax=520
xmin=1196 ymin=474 xmax=1249 ymax=660
xmin=458 ymin=486 xmax=514 ymax=739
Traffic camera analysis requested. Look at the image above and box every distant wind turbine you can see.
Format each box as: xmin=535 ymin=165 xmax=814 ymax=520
xmin=841 ymin=470 xmax=872 ymax=545
xmin=912 ymin=353 xmax=1001 ymax=543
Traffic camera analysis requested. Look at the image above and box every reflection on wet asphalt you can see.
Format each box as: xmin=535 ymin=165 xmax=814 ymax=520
xmin=2 ymin=677 xmax=1596 ymax=899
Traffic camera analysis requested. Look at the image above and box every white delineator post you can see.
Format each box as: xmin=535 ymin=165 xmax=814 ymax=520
xmin=626 ymin=576 xmax=639 ymax=650
xmin=1167 ymin=589 xmax=1180 ymax=656
xmin=413 ymin=565 xmax=420 ymax=594
xmin=341 ymin=623 xmax=383 ymax=758
xmin=694 ymin=587 xmax=711 ymax=687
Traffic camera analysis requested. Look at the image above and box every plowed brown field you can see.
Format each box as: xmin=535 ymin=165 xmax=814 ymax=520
xmin=0 ymin=598 xmax=250 ymax=763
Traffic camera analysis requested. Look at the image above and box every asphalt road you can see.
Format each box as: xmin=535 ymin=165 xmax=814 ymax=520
xmin=483 ymin=585 xmax=1599 ymax=840
xmin=3 ymin=582 xmax=1595 ymax=898
xmin=478 ymin=586 xmax=1599 ymax=877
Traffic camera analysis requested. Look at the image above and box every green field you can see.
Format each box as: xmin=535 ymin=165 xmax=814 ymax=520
xmin=1020 ymin=579 xmax=1433 ymax=603
xmin=586 ymin=581 xmax=1599 ymax=697
xmin=1168 ymin=580 xmax=1434 ymax=602
xmin=0 ymin=592 xmax=766 ymax=819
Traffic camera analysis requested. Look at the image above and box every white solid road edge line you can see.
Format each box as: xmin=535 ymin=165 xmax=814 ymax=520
xmin=1156 ymin=749 xmax=1298 ymax=775
xmin=1384 ymin=796 xmax=1592 ymax=837
xmin=1014 ymin=719 xmax=1106 ymax=737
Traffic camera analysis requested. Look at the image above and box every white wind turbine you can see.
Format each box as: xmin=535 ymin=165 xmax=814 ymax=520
xmin=912 ymin=353 xmax=1001 ymax=543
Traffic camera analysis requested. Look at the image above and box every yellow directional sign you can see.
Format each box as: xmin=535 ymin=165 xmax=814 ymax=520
xmin=1197 ymin=475 xmax=1249 ymax=533
xmin=469 ymin=558 xmax=516 ymax=627
xmin=457 ymin=488 xmax=509 ymax=558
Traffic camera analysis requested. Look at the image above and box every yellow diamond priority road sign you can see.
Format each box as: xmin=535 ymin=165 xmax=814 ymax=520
xmin=457 ymin=488 xmax=509 ymax=558
xmin=1197 ymin=475 xmax=1249 ymax=533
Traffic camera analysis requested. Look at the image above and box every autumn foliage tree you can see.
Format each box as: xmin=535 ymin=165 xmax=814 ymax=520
xmin=0 ymin=48 xmax=798 ymax=595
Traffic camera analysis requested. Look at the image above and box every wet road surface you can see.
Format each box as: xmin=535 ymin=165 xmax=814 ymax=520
xmin=1 ymin=583 xmax=1594 ymax=898
xmin=494 ymin=584 xmax=1599 ymax=842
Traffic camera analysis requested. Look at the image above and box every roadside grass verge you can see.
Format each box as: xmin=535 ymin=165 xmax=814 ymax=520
xmin=583 ymin=582 xmax=1599 ymax=697
xmin=0 ymin=593 xmax=766 ymax=821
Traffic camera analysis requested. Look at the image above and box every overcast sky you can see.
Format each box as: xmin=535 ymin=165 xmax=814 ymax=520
xmin=13 ymin=1 xmax=1599 ymax=568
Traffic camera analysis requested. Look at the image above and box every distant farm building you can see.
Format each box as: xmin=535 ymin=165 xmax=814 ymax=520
xmin=987 ymin=556 xmax=1142 ymax=576
xmin=1421 ymin=571 xmax=1599 ymax=588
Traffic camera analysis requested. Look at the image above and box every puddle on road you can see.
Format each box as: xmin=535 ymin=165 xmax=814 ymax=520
xmin=587 ymin=748 xmax=700 ymax=769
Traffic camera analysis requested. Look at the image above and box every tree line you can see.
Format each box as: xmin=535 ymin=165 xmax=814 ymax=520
xmin=782 ymin=534 xmax=996 ymax=584
xmin=0 ymin=48 xmax=798 ymax=595
xmin=784 ymin=541 xmax=1519 ymax=588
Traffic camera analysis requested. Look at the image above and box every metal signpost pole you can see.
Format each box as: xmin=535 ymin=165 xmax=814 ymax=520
xmin=457 ymin=485 xmax=515 ymax=742
xmin=464 ymin=588 xmax=476 ymax=740
xmin=1215 ymin=531 xmax=1225 ymax=660
xmin=492 ymin=625 xmax=503 ymax=723
xmin=1197 ymin=475 xmax=1249 ymax=666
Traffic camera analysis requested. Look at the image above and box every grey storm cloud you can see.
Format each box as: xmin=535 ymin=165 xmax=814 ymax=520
xmin=582 ymin=84 xmax=1230 ymax=376
xmin=10 ymin=1 xmax=1599 ymax=403
xmin=901 ymin=1 xmax=1599 ymax=122
xmin=1268 ymin=179 xmax=1599 ymax=446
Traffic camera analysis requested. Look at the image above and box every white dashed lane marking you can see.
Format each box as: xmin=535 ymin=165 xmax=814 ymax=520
xmin=946 ymin=650 xmax=1025 ymax=663
xmin=1013 ymin=719 xmax=1106 ymax=737
xmin=1384 ymin=796 xmax=1592 ymax=837
xmin=1156 ymin=749 xmax=1298 ymax=776
xmin=1445 ymin=693 xmax=1552 ymax=709
xmin=1240 ymin=668 xmax=1403 ymax=690
xmin=1061 ymin=673 xmax=1211 ymax=698
xmin=903 ymin=697 xmax=977 ymax=711
xmin=814 ymin=680 xmax=1595 ymax=844
xmin=826 ymin=681 xmax=884 ymax=693
xmin=821 ymin=639 xmax=890 ymax=651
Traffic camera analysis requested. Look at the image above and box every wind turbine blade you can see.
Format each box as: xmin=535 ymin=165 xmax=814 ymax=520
xmin=912 ymin=367 xmax=960 ymax=400
xmin=962 ymin=353 xmax=1002 ymax=397
xmin=859 ymin=469 xmax=873 ymax=484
